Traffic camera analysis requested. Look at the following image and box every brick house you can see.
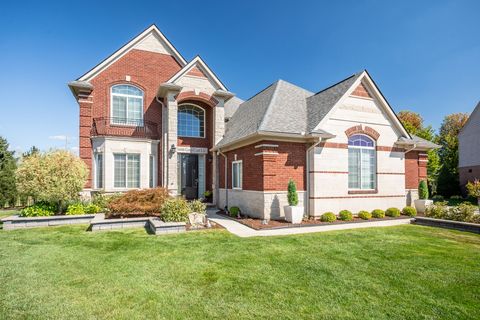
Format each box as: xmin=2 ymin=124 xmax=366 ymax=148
xmin=459 ymin=102 xmax=480 ymax=189
xmin=69 ymin=25 xmax=437 ymax=220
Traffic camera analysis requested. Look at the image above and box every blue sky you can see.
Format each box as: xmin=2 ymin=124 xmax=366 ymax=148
xmin=0 ymin=0 xmax=479 ymax=154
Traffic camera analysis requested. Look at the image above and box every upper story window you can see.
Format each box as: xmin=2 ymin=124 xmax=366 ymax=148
xmin=348 ymin=135 xmax=376 ymax=190
xmin=111 ymin=85 xmax=144 ymax=126
xmin=178 ymin=104 xmax=205 ymax=138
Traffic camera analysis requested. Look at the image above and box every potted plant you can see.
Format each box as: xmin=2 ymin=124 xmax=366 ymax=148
xmin=203 ymin=190 xmax=212 ymax=203
xmin=414 ymin=180 xmax=433 ymax=213
xmin=466 ymin=179 xmax=480 ymax=207
xmin=284 ymin=179 xmax=304 ymax=224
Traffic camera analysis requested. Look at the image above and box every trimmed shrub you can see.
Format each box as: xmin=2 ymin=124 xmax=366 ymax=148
xmin=338 ymin=210 xmax=353 ymax=221
xmin=189 ymin=199 xmax=206 ymax=214
xmin=358 ymin=211 xmax=372 ymax=220
xmin=66 ymin=203 xmax=85 ymax=215
xmin=320 ymin=212 xmax=336 ymax=222
xmin=432 ymin=195 xmax=444 ymax=203
xmin=402 ymin=206 xmax=417 ymax=217
xmin=229 ymin=206 xmax=240 ymax=217
xmin=371 ymin=209 xmax=385 ymax=219
xmin=448 ymin=203 xmax=476 ymax=222
xmin=107 ymin=188 xmax=169 ymax=217
xmin=161 ymin=198 xmax=190 ymax=222
xmin=287 ymin=179 xmax=298 ymax=206
xmin=385 ymin=207 xmax=401 ymax=217
xmin=20 ymin=202 xmax=56 ymax=217
xmin=425 ymin=201 xmax=448 ymax=219
xmin=418 ymin=180 xmax=429 ymax=200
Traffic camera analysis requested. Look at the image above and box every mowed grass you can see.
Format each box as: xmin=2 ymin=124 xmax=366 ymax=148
xmin=0 ymin=225 xmax=479 ymax=319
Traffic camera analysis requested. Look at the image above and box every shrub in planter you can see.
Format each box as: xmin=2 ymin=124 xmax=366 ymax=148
xmin=320 ymin=212 xmax=336 ymax=222
xmin=402 ymin=206 xmax=417 ymax=217
xmin=425 ymin=201 xmax=448 ymax=219
xmin=448 ymin=203 xmax=477 ymax=222
xmin=229 ymin=206 xmax=240 ymax=218
xmin=385 ymin=207 xmax=401 ymax=217
xmin=189 ymin=199 xmax=206 ymax=214
xmin=20 ymin=202 xmax=56 ymax=217
xmin=107 ymin=188 xmax=169 ymax=217
xmin=161 ymin=198 xmax=190 ymax=222
xmin=338 ymin=210 xmax=353 ymax=221
xmin=418 ymin=180 xmax=429 ymax=200
xmin=371 ymin=209 xmax=385 ymax=219
xmin=358 ymin=211 xmax=372 ymax=220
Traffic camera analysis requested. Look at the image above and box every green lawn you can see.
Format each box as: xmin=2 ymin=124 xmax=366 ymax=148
xmin=0 ymin=225 xmax=479 ymax=319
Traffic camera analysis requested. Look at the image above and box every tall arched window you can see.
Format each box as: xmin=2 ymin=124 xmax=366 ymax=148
xmin=348 ymin=135 xmax=376 ymax=190
xmin=178 ymin=104 xmax=205 ymax=137
xmin=111 ymin=84 xmax=144 ymax=126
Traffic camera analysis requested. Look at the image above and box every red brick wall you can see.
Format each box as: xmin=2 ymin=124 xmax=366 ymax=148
xmin=77 ymin=49 xmax=182 ymax=187
xmin=219 ymin=140 xmax=307 ymax=191
xmin=405 ymin=151 xmax=428 ymax=189
xmin=351 ymin=82 xmax=373 ymax=98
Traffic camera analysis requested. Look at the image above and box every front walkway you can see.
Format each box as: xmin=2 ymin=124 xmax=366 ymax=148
xmin=207 ymin=209 xmax=413 ymax=238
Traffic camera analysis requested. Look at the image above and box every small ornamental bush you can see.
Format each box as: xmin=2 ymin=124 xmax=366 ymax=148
xmin=85 ymin=204 xmax=101 ymax=214
xmin=371 ymin=209 xmax=385 ymax=219
xmin=229 ymin=206 xmax=240 ymax=217
xmin=358 ymin=211 xmax=372 ymax=220
xmin=425 ymin=201 xmax=448 ymax=219
xmin=320 ymin=212 xmax=336 ymax=222
xmin=107 ymin=188 xmax=169 ymax=217
xmin=418 ymin=180 xmax=429 ymax=200
xmin=385 ymin=207 xmax=401 ymax=217
xmin=402 ymin=206 xmax=417 ymax=217
xmin=189 ymin=199 xmax=206 ymax=214
xmin=466 ymin=179 xmax=480 ymax=206
xmin=161 ymin=198 xmax=191 ymax=222
xmin=432 ymin=195 xmax=444 ymax=202
xmin=66 ymin=203 xmax=85 ymax=215
xmin=20 ymin=202 xmax=56 ymax=217
xmin=448 ymin=203 xmax=476 ymax=222
xmin=338 ymin=210 xmax=353 ymax=221
xmin=287 ymin=179 xmax=299 ymax=206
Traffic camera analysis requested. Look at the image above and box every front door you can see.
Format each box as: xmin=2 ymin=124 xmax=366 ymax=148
xmin=178 ymin=154 xmax=199 ymax=199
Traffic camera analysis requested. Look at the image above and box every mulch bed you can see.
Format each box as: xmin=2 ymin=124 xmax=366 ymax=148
xmin=217 ymin=210 xmax=411 ymax=230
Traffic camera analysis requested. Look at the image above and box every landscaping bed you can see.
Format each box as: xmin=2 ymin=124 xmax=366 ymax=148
xmin=218 ymin=210 xmax=411 ymax=230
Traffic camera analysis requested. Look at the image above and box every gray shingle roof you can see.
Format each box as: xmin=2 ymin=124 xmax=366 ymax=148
xmin=410 ymin=135 xmax=440 ymax=149
xmin=224 ymin=96 xmax=244 ymax=119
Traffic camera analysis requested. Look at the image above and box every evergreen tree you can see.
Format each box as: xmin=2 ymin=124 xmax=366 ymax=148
xmin=0 ymin=136 xmax=17 ymax=207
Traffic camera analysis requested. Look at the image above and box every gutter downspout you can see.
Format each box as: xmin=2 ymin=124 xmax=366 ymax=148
xmin=404 ymin=143 xmax=417 ymax=154
xmin=218 ymin=150 xmax=228 ymax=210
xmin=306 ymin=137 xmax=323 ymax=218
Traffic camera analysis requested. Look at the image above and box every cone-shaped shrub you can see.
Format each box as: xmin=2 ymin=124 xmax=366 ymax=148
xmin=287 ymin=179 xmax=298 ymax=206
xmin=418 ymin=180 xmax=429 ymax=200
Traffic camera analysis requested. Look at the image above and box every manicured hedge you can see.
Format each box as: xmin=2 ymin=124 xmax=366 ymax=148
xmin=402 ymin=206 xmax=417 ymax=217
xmin=371 ymin=209 xmax=385 ymax=219
xmin=385 ymin=207 xmax=401 ymax=217
xmin=358 ymin=211 xmax=372 ymax=220
xmin=338 ymin=210 xmax=353 ymax=221
xmin=320 ymin=212 xmax=336 ymax=222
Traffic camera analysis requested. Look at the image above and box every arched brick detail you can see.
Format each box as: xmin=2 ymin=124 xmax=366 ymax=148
xmin=345 ymin=125 xmax=380 ymax=140
xmin=176 ymin=90 xmax=218 ymax=107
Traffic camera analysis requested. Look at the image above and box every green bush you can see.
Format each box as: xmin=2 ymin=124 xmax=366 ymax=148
xmin=92 ymin=193 xmax=120 ymax=211
xmin=189 ymin=199 xmax=206 ymax=214
xmin=448 ymin=203 xmax=477 ymax=222
xmin=320 ymin=212 xmax=336 ymax=222
xmin=418 ymin=180 xmax=429 ymax=200
xmin=229 ymin=206 xmax=240 ymax=217
xmin=161 ymin=198 xmax=191 ymax=222
xmin=402 ymin=206 xmax=417 ymax=217
xmin=66 ymin=203 xmax=85 ymax=215
xmin=358 ymin=211 xmax=372 ymax=220
xmin=385 ymin=207 xmax=401 ymax=217
xmin=85 ymin=204 xmax=101 ymax=214
xmin=432 ymin=195 xmax=444 ymax=203
xmin=338 ymin=210 xmax=353 ymax=221
xmin=425 ymin=201 xmax=448 ymax=219
xmin=287 ymin=179 xmax=298 ymax=206
xmin=20 ymin=202 xmax=56 ymax=217
xmin=371 ymin=209 xmax=385 ymax=219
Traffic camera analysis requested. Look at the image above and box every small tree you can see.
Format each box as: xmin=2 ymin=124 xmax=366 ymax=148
xmin=287 ymin=179 xmax=298 ymax=206
xmin=418 ymin=180 xmax=429 ymax=200
xmin=16 ymin=150 xmax=88 ymax=212
xmin=466 ymin=180 xmax=480 ymax=207
xmin=0 ymin=136 xmax=17 ymax=207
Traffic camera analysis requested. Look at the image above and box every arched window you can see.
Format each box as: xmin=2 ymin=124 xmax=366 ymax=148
xmin=178 ymin=104 xmax=205 ymax=137
xmin=111 ymin=84 xmax=144 ymax=126
xmin=348 ymin=135 xmax=376 ymax=190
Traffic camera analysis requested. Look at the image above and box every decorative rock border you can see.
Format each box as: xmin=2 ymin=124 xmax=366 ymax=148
xmin=1 ymin=214 xmax=97 ymax=230
xmin=414 ymin=217 xmax=480 ymax=234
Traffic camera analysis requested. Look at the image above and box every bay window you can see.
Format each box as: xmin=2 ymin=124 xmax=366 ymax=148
xmin=114 ymin=153 xmax=140 ymax=188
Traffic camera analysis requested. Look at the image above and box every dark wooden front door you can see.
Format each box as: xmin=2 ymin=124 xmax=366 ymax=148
xmin=179 ymin=154 xmax=199 ymax=199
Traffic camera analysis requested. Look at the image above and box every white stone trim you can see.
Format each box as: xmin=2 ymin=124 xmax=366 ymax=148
xmin=254 ymin=144 xmax=279 ymax=149
xmin=176 ymin=146 xmax=208 ymax=154
xmin=254 ymin=151 xmax=279 ymax=156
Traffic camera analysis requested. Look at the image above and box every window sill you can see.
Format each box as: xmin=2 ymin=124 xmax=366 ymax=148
xmin=178 ymin=135 xmax=205 ymax=139
xmin=110 ymin=123 xmax=144 ymax=128
xmin=348 ymin=189 xmax=378 ymax=195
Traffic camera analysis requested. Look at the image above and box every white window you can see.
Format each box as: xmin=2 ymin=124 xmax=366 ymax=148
xmin=348 ymin=135 xmax=376 ymax=190
xmin=177 ymin=104 xmax=205 ymax=138
xmin=149 ymin=155 xmax=155 ymax=188
xmin=114 ymin=153 xmax=140 ymax=188
xmin=111 ymin=85 xmax=144 ymax=126
xmin=94 ymin=153 xmax=103 ymax=189
xmin=232 ymin=160 xmax=242 ymax=190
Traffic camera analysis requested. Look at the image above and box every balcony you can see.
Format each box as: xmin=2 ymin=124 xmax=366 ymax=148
xmin=91 ymin=117 xmax=160 ymax=140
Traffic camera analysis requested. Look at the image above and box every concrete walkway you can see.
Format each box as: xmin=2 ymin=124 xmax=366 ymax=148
xmin=207 ymin=209 xmax=413 ymax=238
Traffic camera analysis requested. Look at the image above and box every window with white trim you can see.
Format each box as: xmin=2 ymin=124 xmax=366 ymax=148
xmin=94 ymin=153 xmax=103 ymax=189
xmin=232 ymin=160 xmax=242 ymax=189
xmin=114 ymin=153 xmax=140 ymax=188
xmin=177 ymin=104 xmax=205 ymax=137
xmin=348 ymin=135 xmax=376 ymax=190
xmin=111 ymin=85 xmax=144 ymax=126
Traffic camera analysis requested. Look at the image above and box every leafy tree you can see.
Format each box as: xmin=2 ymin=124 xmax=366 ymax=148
xmin=0 ymin=136 xmax=17 ymax=207
xmin=16 ymin=150 xmax=88 ymax=212
xmin=436 ymin=113 xmax=469 ymax=197
xmin=22 ymin=146 xmax=40 ymax=158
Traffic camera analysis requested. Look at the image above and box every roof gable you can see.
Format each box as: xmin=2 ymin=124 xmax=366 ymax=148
xmin=78 ymin=24 xmax=187 ymax=81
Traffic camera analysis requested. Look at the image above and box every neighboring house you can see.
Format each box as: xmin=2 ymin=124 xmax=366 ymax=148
xmin=459 ymin=102 xmax=480 ymax=188
xmin=69 ymin=24 xmax=436 ymax=220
